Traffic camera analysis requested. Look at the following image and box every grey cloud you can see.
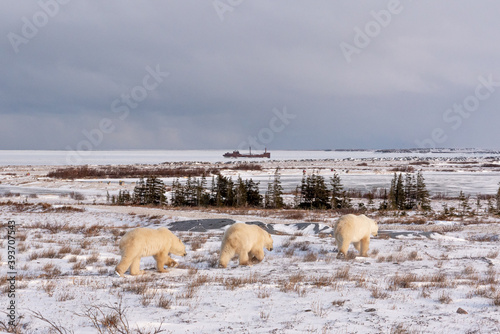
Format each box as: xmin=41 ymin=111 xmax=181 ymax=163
xmin=1 ymin=0 xmax=500 ymax=151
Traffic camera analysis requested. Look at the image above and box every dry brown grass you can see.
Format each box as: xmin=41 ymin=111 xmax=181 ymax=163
xmin=334 ymin=266 xmax=350 ymax=280
xmin=345 ymin=250 xmax=357 ymax=260
xmin=123 ymin=281 xmax=149 ymax=295
xmin=186 ymin=234 xmax=209 ymax=251
xmin=438 ymin=291 xmax=452 ymax=304
xmin=256 ymin=285 xmax=271 ymax=298
xmin=303 ymin=252 xmax=318 ymax=262
xmin=105 ymin=258 xmax=118 ymax=266
xmin=223 ymin=272 xmax=260 ymax=290
xmin=28 ymin=248 xmax=63 ymax=261
xmin=176 ymin=282 xmax=198 ymax=299
xmin=72 ymin=261 xmax=86 ymax=271
xmin=56 ymin=290 xmax=76 ymax=302
xmin=58 ymin=245 xmax=73 ymax=255
xmin=0 ymin=201 xmax=84 ymax=213
xmin=371 ymin=286 xmax=389 ymax=299
xmin=331 ymin=300 xmax=347 ymax=307
xmin=47 ymin=165 xmax=222 ymax=179
xmin=493 ymin=292 xmax=500 ymax=306
xmin=42 ymin=281 xmax=56 ymax=296
xmin=85 ymin=252 xmax=100 ymax=265
xmin=487 ymin=250 xmax=499 ymax=259
xmin=388 ymin=272 xmax=417 ymax=290
xmin=157 ymin=293 xmax=173 ymax=309
xmin=279 ymin=272 xmax=307 ymax=296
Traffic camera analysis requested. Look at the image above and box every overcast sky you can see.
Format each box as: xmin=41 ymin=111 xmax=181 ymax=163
xmin=1 ymin=1 xmax=500 ymax=151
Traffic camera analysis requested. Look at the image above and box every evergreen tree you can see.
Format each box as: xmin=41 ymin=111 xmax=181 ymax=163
xmin=197 ymin=176 xmax=210 ymax=206
xmin=404 ymin=173 xmax=416 ymax=210
xmin=487 ymin=197 xmax=495 ymax=214
xmin=266 ymin=168 xmax=284 ymax=209
xmin=340 ymin=190 xmax=352 ymax=209
xmin=265 ymin=181 xmax=273 ymax=208
xmin=378 ymin=189 xmax=389 ymax=210
xmin=367 ymin=191 xmax=375 ymax=210
xmin=415 ymin=171 xmax=431 ymax=211
xmin=458 ymin=190 xmax=470 ymax=216
xmin=293 ymin=185 xmax=301 ymax=208
xmin=235 ymin=176 xmax=248 ymax=207
xmin=245 ymin=179 xmax=262 ymax=207
xmin=143 ymin=176 xmax=166 ymax=206
xmin=184 ymin=176 xmax=197 ymax=206
xmin=395 ymin=173 xmax=405 ymax=210
xmin=171 ymin=178 xmax=185 ymax=206
xmin=389 ymin=173 xmax=407 ymax=210
xmin=388 ymin=173 xmax=397 ymax=208
xmin=133 ymin=178 xmax=147 ymax=205
xmin=212 ymin=174 xmax=235 ymax=207
xmin=298 ymin=172 xmax=330 ymax=209
xmin=475 ymin=196 xmax=482 ymax=214
xmin=117 ymin=190 xmax=131 ymax=205
xmin=330 ymin=173 xmax=344 ymax=209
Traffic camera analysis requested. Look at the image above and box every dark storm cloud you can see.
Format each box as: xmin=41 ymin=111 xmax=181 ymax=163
xmin=1 ymin=0 xmax=500 ymax=150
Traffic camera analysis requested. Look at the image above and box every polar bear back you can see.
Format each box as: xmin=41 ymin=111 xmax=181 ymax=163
xmin=222 ymin=223 xmax=267 ymax=251
xmin=119 ymin=227 xmax=173 ymax=257
xmin=334 ymin=214 xmax=378 ymax=243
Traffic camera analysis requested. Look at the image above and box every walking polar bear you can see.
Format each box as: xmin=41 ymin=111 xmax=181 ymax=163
xmin=334 ymin=214 xmax=378 ymax=258
xmin=219 ymin=223 xmax=274 ymax=268
xmin=115 ymin=227 xmax=187 ymax=277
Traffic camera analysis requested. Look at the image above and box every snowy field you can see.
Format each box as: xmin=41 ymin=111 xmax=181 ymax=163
xmin=1 ymin=150 xmax=500 ymax=333
xmin=1 ymin=204 xmax=499 ymax=333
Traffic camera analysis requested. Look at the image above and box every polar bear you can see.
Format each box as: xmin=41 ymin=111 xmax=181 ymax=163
xmin=115 ymin=227 xmax=187 ymax=277
xmin=219 ymin=223 xmax=273 ymax=268
xmin=334 ymin=214 xmax=378 ymax=258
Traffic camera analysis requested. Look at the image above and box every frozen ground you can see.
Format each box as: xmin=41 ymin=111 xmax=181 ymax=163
xmin=1 ymin=203 xmax=499 ymax=334
xmin=1 ymin=152 xmax=500 ymax=333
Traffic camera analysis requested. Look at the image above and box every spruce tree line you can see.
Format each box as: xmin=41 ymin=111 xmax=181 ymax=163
xmin=171 ymin=174 xmax=262 ymax=208
xmin=295 ymin=172 xmax=352 ymax=210
xmin=112 ymin=176 xmax=167 ymax=205
xmin=108 ymin=169 xmax=446 ymax=214
xmin=387 ymin=171 xmax=431 ymax=211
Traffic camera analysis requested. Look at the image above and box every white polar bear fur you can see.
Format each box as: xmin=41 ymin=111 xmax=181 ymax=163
xmin=115 ymin=227 xmax=186 ymax=277
xmin=219 ymin=223 xmax=274 ymax=268
xmin=334 ymin=214 xmax=378 ymax=258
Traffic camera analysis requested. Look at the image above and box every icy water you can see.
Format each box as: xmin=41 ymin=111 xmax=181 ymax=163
xmin=1 ymin=149 xmax=500 ymax=165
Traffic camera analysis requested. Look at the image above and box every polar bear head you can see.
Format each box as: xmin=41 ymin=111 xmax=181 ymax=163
xmin=170 ymin=234 xmax=187 ymax=257
xmin=264 ymin=232 xmax=274 ymax=251
xmin=370 ymin=219 xmax=379 ymax=237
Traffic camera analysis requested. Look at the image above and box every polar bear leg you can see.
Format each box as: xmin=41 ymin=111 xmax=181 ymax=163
xmin=352 ymin=242 xmax=360 ymax=252
xmin=250 ymin=248 xmax=265 ymax=264
xmin=238 ymin=251 xmax=250 ymax=266
xmin=129 ymin=256 xmax=144 ymax=275
xmin=164 ymin=255 xmax=178 ymax=268
xmin=154 ymin=253 xmax=177 ymax=273
xmin=360 ymin=237 xmax=370 ymax=257
xmin=154 ymin=253 xmax=168 ymax=273
xmin=219 ymin=247 xmax=235 ymax=268
xmin=336 ymin=237 xmax=350 ymax=259
xmin=115 ymin=253 xmax=134 ymax=277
